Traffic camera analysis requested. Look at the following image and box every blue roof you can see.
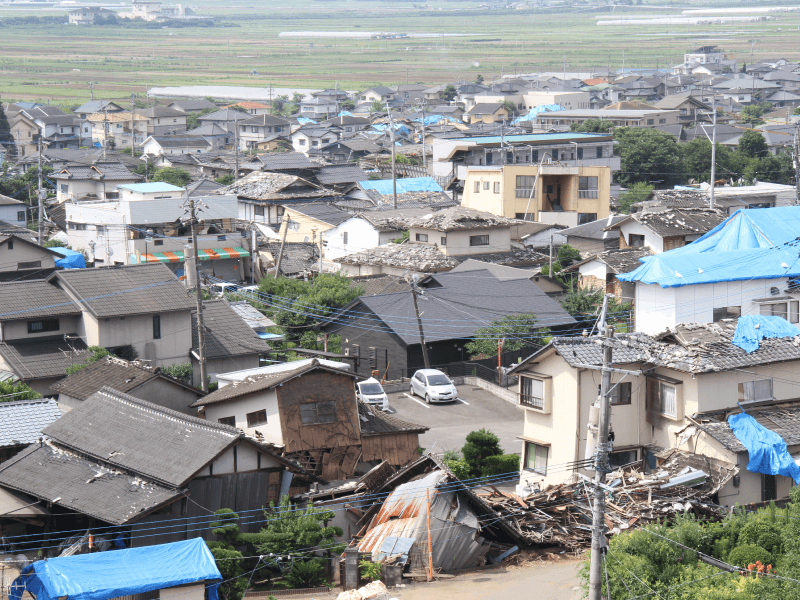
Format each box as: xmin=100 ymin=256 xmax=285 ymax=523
xmin=359 ymin=176 xmax=443 ymax=195
xmin=466 ymin=132 xmax=610 ymax=145
xmin=49 ymin=247 xmax=86 ymax=269
xmin=117 ymin=182 xmax=185 ymax=193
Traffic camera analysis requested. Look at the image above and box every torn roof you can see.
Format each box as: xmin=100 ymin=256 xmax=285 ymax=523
xmin=563 ymin=248 xmax=653 ymax=275
xmin=693 ymin=400 xmax=800 ymax=454
xmin=357 ymin=401 xmax=428 ymax=436
xmin=561 ymin=215 xmax=627 ymax=240
xmin=611 ymin=208 xmax=727 ymax=238
xmin=361 ymin=190 xmax=457 ymax=210
xmin=216 ymin=171 xmax=329 ymax=201
xmin=405 ymin=206 xmax=515 ymax=232
xmin=454 ymin=247 xmax=549 ymax=269
xmin=335 ymin=242 xmax=460 ymax=272
xmin=632 ymin=189 xmax=746 ymax=212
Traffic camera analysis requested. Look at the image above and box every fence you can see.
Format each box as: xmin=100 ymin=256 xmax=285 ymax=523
xmin=406 ymin=347 xmax=532 ymax=389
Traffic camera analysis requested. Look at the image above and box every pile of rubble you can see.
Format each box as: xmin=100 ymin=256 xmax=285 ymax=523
xmin=477 ymin=464 xmax=729 ymax=549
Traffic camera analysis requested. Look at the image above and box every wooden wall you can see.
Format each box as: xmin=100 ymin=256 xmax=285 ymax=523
xmin=361 ymin=433 xmax=422 ymax=466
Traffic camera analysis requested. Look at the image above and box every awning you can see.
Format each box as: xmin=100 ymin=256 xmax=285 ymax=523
xmin=132 ymin=247 xmax=250 ymax=264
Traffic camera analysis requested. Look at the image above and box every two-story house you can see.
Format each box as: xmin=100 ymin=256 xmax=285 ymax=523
xmin=291 ymin=126 xmax=342 ymax=154
xmin=508 ymin=320 xmax=800 ymax=506
xmin=193 ymin=358 xmax=428 ymax=478
xmin=73 ymin=100 xmax=124 ymax=120
xmin=238 ymin=114 xmax=291 ymax=152
xmin=54 ymin=161 xmax=143 ymax=202
xmin=138 ymin=106 xmax=188 ymax=136
xmin=87 ymin=111 xmax=149 ymax=148
xmin=0 ymin=234 xmax=61 ymax=281
xmin=461 ymin=164 xmax=611 ymax=226
xmin=0 ymin=195 xmax=28 ymax=229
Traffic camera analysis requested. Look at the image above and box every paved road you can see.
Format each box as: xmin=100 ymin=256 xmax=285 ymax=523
xmin=387 ymin=385 xmax=523 ymax=457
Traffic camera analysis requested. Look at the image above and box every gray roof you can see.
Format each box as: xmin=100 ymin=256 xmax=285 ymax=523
xmin=328 ymin=269 xmax=575 ymax=345
xmin=467 ymin=103 xmax=506 ymax=115
xmin=0 ymin=335 xmax=90 ymax=381
xmin=240 ymin=114 xmax=291 ymax=127
xmin=622 ymin=208 xmax=726 ymax=236
xmin=561 ymin=215 xmax=627 ymax=240
xmin=349 ymin=274 xmax=412 ymax=296
xmin=336 ymin=242 xmax=459 ymax=272
xmin=54 ymin=162 xmax=141 ymax=182
xmin=227 ymin=300 xmax=276 ymax=329
xmin=73 ymin=100 xmax=123 ymax=114
xmin=197 ymin=108 xmax=250 ymax=122
xmin=454 ymin=247 xmax=549 ymax=269
xmin=0 ymin=398 xmax=61 ymax=448
xmin=192 ymin=299 xmax=271 ymax=359
xmin=288 ymin=202 xmax=350 ymax=226
xmin=405 ymin=206 xmax=514 ymax=232
xmin=258 ymin=152 xmax=319 ymax=171
xmin=563 ymin=248 xmax=653 ymax=275
xmin=52 ymin=263 xmax=195 ymax=319
xmin=138 ymin=106 xmax=187 ymax=118
xmin=0 ymin=194 xmax=23 ymax=206
xmin=0 ymin=280 xmax=81 ymax=322
xmin=44 ymin=387 xmax=241 ymax=487
xmin=216 ymin=172 xmax=328 ymax=202
xmin=184 ymin=123 xmax=229 ymax=137
xmin=449 ymin=259 xmax=543 ymax=282
xmin=316 ymin=164 xmax=368 ymax=186
xmin=358 ymin=401 xmax=428 ymax=435
xmin=632 ymin=189 xmax=747 ymax=212
xmin=320 ymin=116 xmax=371 ymax=127
xmin=185 ymin=178 xmax=225 ymax=196
xmin=168 ymin=99 xmax=218 ymax=112
xmin=148 ymin=136 xmax=212 ymax=149
xmin=322 ymin=138 xmax=382 ymax=153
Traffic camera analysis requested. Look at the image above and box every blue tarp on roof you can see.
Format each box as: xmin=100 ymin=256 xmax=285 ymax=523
xmin=617 ymin=241 xmax=800 ymax=288
xmin=338 ymin=111 xmax=353 ymax=117
xmin=512 ymin=104 xmax=565 ymax=124
xmin=732 ymin=315 xmax=799 ymax=353
xmin=412 ymin=114 xmax=463 ymax=125
xmin=359 ymin=176 xmax=443 ymax=195
xmin=10 ymin=538 xmax=222 ymax=600
xmin=728 ymin=412 xmax=800 ymax=484
xmin=371 ymin=123 xmax=410 ymax=136
xmin=50 ymin=247 xmax=86 ymax=269
xmin=297 ymin=117 xmax=317 ymax=125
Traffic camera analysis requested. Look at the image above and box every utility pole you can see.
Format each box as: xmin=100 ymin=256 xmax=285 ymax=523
xmin=89 ymin=82 xmax=94 ymax=101
xmin=548 ymin=230 xmax=553 ymax=275
xmin=318 ymin=230 xmax=324 ymax=274
xmin=411 ymin=283 xmax=431 ymax=370
xmin=588 ymin=307 xmax=614 ymax=600
xmin=234 ymin=122 xmax=240 ymax=181
xmin=251 ymin=227 xmax=257 ymax=283
xmin=130 ymin=94 xmax=136 ymax=158
xmin=37 ymin=129 xmax=43 ymax=245
xmin=794 ymin=123 xmax=800 ymax=205
xmin=387 ymin=103 xmax=397 ymax=209
xmin=102 ymin=106 xmax=109 ymax=161
xmin=421 ymin=99 xmax=427 ymax=171
xmin=273 ymin=214 xmax=289 ymax=277
xmin=186 ymin=197 xmax=208 ymax=393
xmin=709 ymin=96 xmax=717 ymax=209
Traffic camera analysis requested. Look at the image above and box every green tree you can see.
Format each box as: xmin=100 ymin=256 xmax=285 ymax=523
xmin=740 ymin=101 xmax=772 ymax=126
xmin=339 ymin=99 xmax=355 ymax=112
xmin=617 ymin=182 xmax=653 ymax=214
xmin=272 ymin=95 xmax=289 ymax=116
xmin=461 ymin=429 xmax=502 ymax=478
xmin=65 ymin=346 xmax=113 ymax=375
xmin=502 ymin=100 xmax=517 ymax=116
xmin=441 ymin=84 xmax=457 ymax=102
xmin=0 ymin=100 xmax=14 ymax=161
xmin=152 ymin=167 xmax=191 ymax=187
xmin=44 ymin=238 xmax=67 ymax=248
xmin=370 ymin=98 xmax=385 ymax=113
xmin=738 ymin=129 xmax=768 ymax=159
xmin=464 ymin=313 xmax=542 ymax=359
xmin=570 ymin=118 xmax=615 ymax=133
xmin=186 ymin=107 xmax=216 ymax=130
xmin=614 ymin=127 xmax=684 ymax=187
xmin=255 ymin=496 xmax=344 ymax=556
xmin=0 ymin=380 xmax=41 ymax=401
xmin=475 ymin=74 xmax=484 ymax=84
xmin=561 ymin=288 xmax=631 ymax=321
xmin=161 ymin=362 xmax=193 ymax=385
xmin=215 ymin=174 xmax=234 ymax=185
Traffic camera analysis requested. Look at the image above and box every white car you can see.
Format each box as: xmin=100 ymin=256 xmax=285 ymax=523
xmin=356 ymin=377 xmax=389 ymax=411
xmin=410 ymin=369 xmax=458 ymax=404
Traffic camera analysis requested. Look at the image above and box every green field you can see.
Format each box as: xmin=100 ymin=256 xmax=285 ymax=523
xmin=1 ymin=0 xmax=800 ymax=107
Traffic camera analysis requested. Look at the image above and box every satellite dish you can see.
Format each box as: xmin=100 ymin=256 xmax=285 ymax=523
xmin=106 ymin=247 xmax=114 ymax=256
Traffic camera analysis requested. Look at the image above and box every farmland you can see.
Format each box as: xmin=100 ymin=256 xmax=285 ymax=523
xmin=1 ymin=0 xmax=800 ymax=106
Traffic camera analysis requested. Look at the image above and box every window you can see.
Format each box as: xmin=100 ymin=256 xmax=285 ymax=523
xmin=578 ymin=176 xmax=599 ymax=198
xmin=18 ymin=260 xmax=41 ymax=270
xmin=578 ymin=213 xmax=597 ymax=225
xmin=369 ymin=347 xmax=377 ymax=369
xmin=521 ymin=377 xmax=544 ymax=409
xmin=28 ymin=319 xmax=59 ymax=334
xmin=602 ymin=381 xmax=632 ymax=405
xmin=152 ymin=315 xmax=161 ymax=339
xmin=576 ymin=147 xmax=583 ymax=160
xmin=524 ymin=442 xmax=548 ymax=474
xmin=60 ymin=183 xmax=69 ymax=192
xmin=96 ymin=225 xmax=105 ymax=234
xmin=342 ymin=231 xmax=348 ymax=245
xmin=483 ymin=181 xmax=490 ymax=190
xmin=647 ymin=119 xmax=655 ymax=125
xmin=515 ymin=175 xmax=536 ymax=198
xmin=531 ymin=149 xmax=538 ymax=162
xmin=254 ymin=205 xmax=265 ymax=217
xmin=791 ymin=300 xmax=800 ymax=324
xmin=469 ymin=235 xmax=489 ymax=246
xmin=16 ymin=211 xmax=25 ymax=222
xmin=713 ymin=306 xmax=741 ymax=322
xmin=474 ymin=181 xmax=480 ymax=193
xmin=252 ymin=127 xmax=258 ymax=133
xmin=628 ymin=234 xmax=645 ymax=248
xmin=493 ymin=181 xmax=500 ymax=194
xmin=241 ymin=125 xmax=246 ymax=132
xmin=646 ymin=378 xmax=678 ymax=418
xmin=298 ymin=139 xmax=306 ymax=146
xmin=218 ymin=416 xmax=236 ymax=427
xmin=609 ymin=449 xmax=638 ymax=468
xmin=300 ymin=401 xmax=337 ymax=425
xmin=506 ymin=151 xmax=513 ymax=163
xmin=6 ymin=240 xmax=12 ymax=250
xmin=217 ymin=235 xmax=227 ymax=242
xmin=440 ymin=237 xmax=446 ymax=246
xmin=416 ymin=233 xmax=429 ymax=242
xmin=659 ymin=118 xmax=666 ymax=124
xmin=760 ymin=302 xmax=788 ymax=320
xmin=246 ymin=409 xmax=267 ymax=427
xmin=154 ymin=239 xmax=164 ymax=246
xmin=739 ymin=379 xmax=773 ymax=403
xmin=275 ymin=126 xmax=282 ymax=133
xmin=596 ymin=146 xmax=603 ymax=158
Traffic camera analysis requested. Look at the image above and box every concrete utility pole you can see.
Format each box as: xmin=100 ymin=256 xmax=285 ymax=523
xmin=251 ymin=227 xmax=257 ymax=283
xmin=709 ymin=97 xmax=717 ymax=210
xmin=794 ymin=123 xmax=800 ymax=205
xmin=130 ymin=94 xmax=136 ymax=157
xmin=186 ymin=197 xmax=208 ymax=393
xmin=273 ymin=214 xmax=289 ymax=277
xmin=411 ymin=282 xmax=431 ymax=370
xmin=387 ymin=102 xmax=397 ymax=209
xmin=37 ymin=129 xmax=44 ymax=245
xmin=102 ymin=106 xmax=109 ymax=161
xmin=234 ymin=121 xmax=240 ymax=181
xmin=421 ymin=99 xmax=427 ymax=171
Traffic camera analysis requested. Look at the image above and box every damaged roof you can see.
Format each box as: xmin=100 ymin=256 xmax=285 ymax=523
xmin=632 ymin=189 xmax=747 ymax=212
xmin=561 ymin=215 xmax=627 ymax=240
xmin=610 ymin=208 xmax=727 ymax=237
xmin=405 ymin=206 xmax=515 ymax=232
xmin=357 ymin=401 xmax=428 ymax=436
xmin=456 ymin=247 xmax=549 ymax=269
xmin=693 ymin=400 xmax=800 ymax=454
xmin=0 ymin=398 xmax=61 ymax=448
xmin=216 ymin=171 xmax=330 ymax=201
xmin=563 ymin=248 xmax=653 ymax=275
xmin=336 ymin=243 xmax=460 ymax=272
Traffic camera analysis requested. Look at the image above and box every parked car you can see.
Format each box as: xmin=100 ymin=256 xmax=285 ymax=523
xmin=356 ymin=377 xmax=389 ymax=410
xmin=410 ymin=369 xmax=458 ymax=404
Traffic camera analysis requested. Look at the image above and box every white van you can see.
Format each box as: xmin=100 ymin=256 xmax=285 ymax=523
xmin=356 ymin=377 xmax=389 ymax=411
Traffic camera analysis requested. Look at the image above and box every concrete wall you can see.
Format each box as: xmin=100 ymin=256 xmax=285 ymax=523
xmin=324 ymin=217 xmax=384 ymax=260
xmin=1 ymin=315 xmax=82 ymax=342
xmin=0 ymin=205 xmax=28 ymax=228
xmin=0 ymin=241 xmax=56 ymax=273
xmin=409 ymin=226 xmax=511 ymax=257
xmin=618 ymin=220 xmax=663 ymax=253
xmin=97 ymin=311 xmax=192 ymax=367
xmin=203 ymin=388 xmax=283 ymax=442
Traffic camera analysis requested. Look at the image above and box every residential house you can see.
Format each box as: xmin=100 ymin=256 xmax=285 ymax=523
xmin=559 ymin=215 xmax=626 ymax=255
xmin=561 ymin=248 xmax=652 ymax=303
xmin=54 ymin=161 xmax=142 ymax=202
xmin=73 ymin=100 xmax=124 ymax=120
xmin=652 ymin=95 xmax=711 ymax=126
xmin=0 ymin=234 xmax=61 ymax=279
xmin=184 ymin=123 xmax=230 ymax=150
xmin=225 ymin=101 xmax=272 ymax=115
xmin=461 ymin=164 xmax=612 ymax=226
xmin=191 ymin=299 xmax=271 ymax=386
xmin=315 ymin=164 xmax=369 ymax=193
xmin=764 ymin=90 xmax=800 ymax=108
xmin=0 ymin=195 xmax=28 ymax=228
xmin=278 ymin=202 xmax=350 ymax=245
xmin=298 ymin=98 xmax=339 ymax=119
xmin=465 ymin=103 xmax=511 ymax=125
xmin=197 ymin=109 xmax=250 ymax=135
xmin=50 ymin=355 xmax=204 ymax=414
xmin=185 ymin=178 xmax=225 ymax=197
xmin=514 ymin=221 xmax=568 ymax=249
xmin=0 ymin=398 xmax=61 ymax=463
xmin=432 ymin=132 xmax=619 ymax=180
xmin=323 ymin=269 xmax=575 ymax=379
xmin=317 ymin=138 xmax=383 ymax=163
xmin=141 ymin=135 xmax=214 ymax=156
xmin=137 ymin=106 xmax=188 ymax=135
xmin=0 ymin=387 xmax=309 ymax=544
xmin=68 ymin=7 xmax=118 ymax=24
xmin=192 ymin=358 xmax=428 ymax=478
xmin=238 ymin=114 xmax=291 ymax=152
xmin=334 ymin=242 xmax=460 ymax=277
xmin=522 ymin=90 xmax=591 ymax=111
xmin=360 ymin=87 xmax=396 ymax=105
xmin=536 ymin=106 xmax=680 ymax=129
xmin=291 ymin=126 xmax=341 ymax=154
xmin=449 ymin=258 xmax=567 ymax=297
xmin=630 ymin=189 xmax=748 ymax=216
xmin=318 ymin=115 xmax=371 ymax=133
xmin=323 ymin=207 xmax=431 ymax=260
xmin=606 ymin=208 xmax=727 ymax=254
xmin=723 ymin=128 xmax=794 ymax=155
xmin=86 ymin=112 xmax=149 ymax=148
xmin=508 ymin=322 xmax=800 ymax=505
xmin=403 ymin=206 xmax=517 ymax=257
xmin=167 ymin=99 xmax=218 ymax=114
xmin=32 ymin=115 xmax=90 ymax=150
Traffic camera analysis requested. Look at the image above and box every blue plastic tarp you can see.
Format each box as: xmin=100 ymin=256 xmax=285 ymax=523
xmin=412 ymin=114 xmax=463 ymax=125
xmin=297 ymin=117 xmax=317 ymax=125
xmin=371 ymin=123 xmax=410 ymax=136
xmin=728 ymin=412 xmax=800 ymax=484
xmin=512 ymin=104 xmax=565 ymax=124
xmin=338 ymin=111 xmax=353 ymax=117
xmin=10 ymin=538 xmax=222 ymax=600
xmin=49 ymin=247 xmax=86 ymax=269
xmin=358 ymin=176 xmax=443 ymax=195
xmin=732 ymin=315 xmax=799 ymax=353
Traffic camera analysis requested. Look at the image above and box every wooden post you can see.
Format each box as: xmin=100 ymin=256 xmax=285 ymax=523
xmin=497 ymin=338 xmax=505 ymax=385
xmin=426 ymin=488 xmax=433 ymax=582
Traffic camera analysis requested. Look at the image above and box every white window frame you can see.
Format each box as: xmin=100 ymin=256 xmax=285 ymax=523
xmin=524 ymin=441 xmax=548 ymax=475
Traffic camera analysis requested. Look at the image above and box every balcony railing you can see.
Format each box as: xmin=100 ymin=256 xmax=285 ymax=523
xmin=520 ymin=394 xmax=545 ymax=410
xmin=578 ymin=190 xmax=598 ymax=199
xmin=515 ymin=188 xmax=534 ymax=198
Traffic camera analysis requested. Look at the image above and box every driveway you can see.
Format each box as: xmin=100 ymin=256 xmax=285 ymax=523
xmin=387 ymin=384 xmax=523 ymax=457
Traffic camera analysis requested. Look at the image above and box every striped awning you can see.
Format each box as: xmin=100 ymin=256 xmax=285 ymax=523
xmin=133 ymin=247 xmax=250 ymax=264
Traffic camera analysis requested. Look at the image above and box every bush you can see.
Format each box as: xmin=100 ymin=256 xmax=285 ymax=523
xmin=443 ymin=459 xmax=471 ymax=481
xmin=481 ymin=454 xmax=520 ymax=477
xmin=738 ymin=520 xmax=783 ymax=554
xmin=284 ymin=559 xmax=327 ymax=589
xmin=727 ymin=544 xmax=773 ymax=568
xmin=359 ymin=559 xmax=382 ymax=582
xmin=461 ymin=429 xmax=502 ymax=478
xmin=161 ymin=362 xmax=192 ymax=385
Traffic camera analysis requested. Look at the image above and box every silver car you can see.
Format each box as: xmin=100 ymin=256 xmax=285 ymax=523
xmin=356 ymin=377 xmax=389 ymax=411
xmin=410 ymin=369 xmax=458 ymax=404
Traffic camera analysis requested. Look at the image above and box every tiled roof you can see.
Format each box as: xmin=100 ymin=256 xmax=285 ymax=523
xmin=263 ymin=242 xmax=318 ymax=276
xmin=0 ymin=280 xmax=81 ymax=322
xmin=361 ymin=191 xmax=457 ymax=210
xmin=561 ymin=215 xmax=627 ymax=240
xmin=622 ymin=208 xmax=727 ymax=237
xmin=357 ymin=401 xmax=428 ymax=435
xmin=53 ymin=263 xmax=195 ymax=318
xmin=349 ymin=274 xmax=411 ymax=296
xmin=316 ymin=164 xmax=368 ymax=185
xmin=336 ymin=243 xmax=459 ymax=272
xmin=148 ymin=137 xmax=212 ymax=149
xmin=169 ymin=99 xmax=218 ymax=111
xmin=695 ymin=401 xmax=800 ymax=454
xmin=192 ymin=299 xmax=271 ymax=359
xmin=0 ymin=335 xmax=90 ymax=380
xmin=288 ymin=202 xmax=350 ymax=227
xmin=455 ymin=248 xmax=549 ymax=269
xmin=258 ymin=152 xmax=319 ymax=171
xmin=197 ymin=108 xmax=250 ymax=122
xmin=563 ymin=248 xmax=653 ymax=275
xmin=227 ymin=301 xmax=276 ymax=329
xmin=0 ymin=221 xmax=37 ymax=243
xmin=467 ymin=103 xmax=506 ymax=115
xmin=216 ymin=171 xmax=328 ymax=201
xmin=138 ymin=106 xmax=186 ymax=118
xmin=406 ymin=206 xmax=514 ymax=232
xmin=192 ymin=358 xmax=354 ymax=407
xmin=0 ymin=443 xmax=182 ymax=525
xmin=0 ymin=398 xmax=61 ymax=448
xmin=50 ymin=356 xmax=162 ymax=401
xmin=240 ymin=114 xmax=291 ymax=127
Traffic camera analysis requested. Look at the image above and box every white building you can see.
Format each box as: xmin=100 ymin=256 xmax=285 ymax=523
xmin=0 ymin=195 xmax=28 ymax=228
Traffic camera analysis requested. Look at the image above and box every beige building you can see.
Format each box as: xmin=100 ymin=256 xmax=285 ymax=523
xmin=461 ymin=164 xmax=611 ymax=225
xmin=405 ymin=206 xmax=514 ymax=257
xmin=509 ymin=324 xmax=800 ymax=506
xmin=523 ymin=90 xmax=591 ymax=111
xmin=536 ymin=107 xmax=680 ymax=129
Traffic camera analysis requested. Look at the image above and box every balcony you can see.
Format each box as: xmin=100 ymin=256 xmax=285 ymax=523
xmin=520 ymin=394 xmax=545 ymax=410
xmin=578 ymin=190 xmax=599 ymax=199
